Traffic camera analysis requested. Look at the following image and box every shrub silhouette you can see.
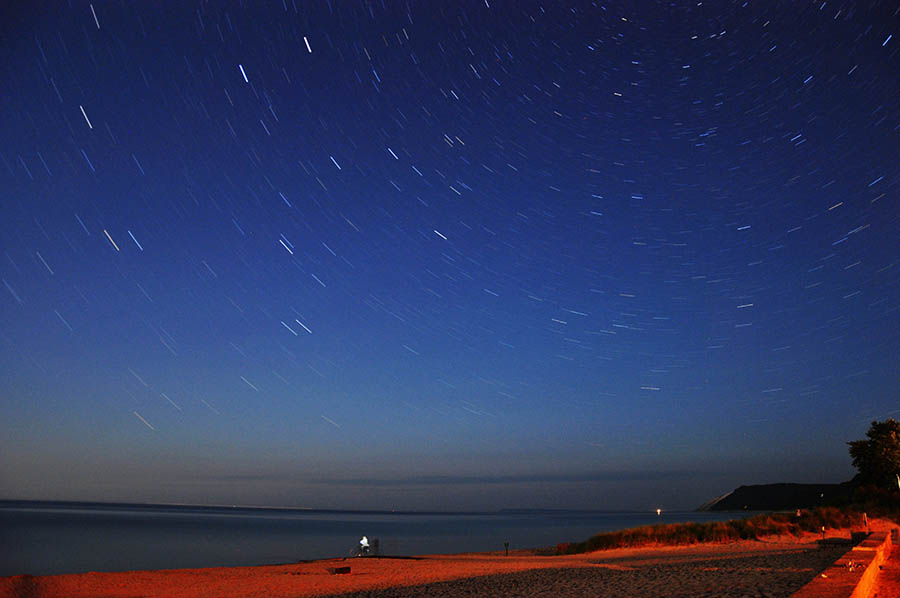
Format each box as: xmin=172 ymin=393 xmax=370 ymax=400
xmin=559 ymin=508 xmax=864 ymax=554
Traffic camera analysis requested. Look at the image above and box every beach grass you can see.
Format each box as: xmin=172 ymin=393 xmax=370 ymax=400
xmin=558 ymin=507 xmax=866 ymax=554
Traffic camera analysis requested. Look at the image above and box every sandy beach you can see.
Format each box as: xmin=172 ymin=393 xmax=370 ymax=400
xmin=874 ymin=545 xmax=900 ymax=598
xmin=3 ymin=530 xmax=878 ymax=598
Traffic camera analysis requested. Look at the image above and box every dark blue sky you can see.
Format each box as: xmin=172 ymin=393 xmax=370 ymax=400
xmin=1 ymin=1 xmax=897 ymax=511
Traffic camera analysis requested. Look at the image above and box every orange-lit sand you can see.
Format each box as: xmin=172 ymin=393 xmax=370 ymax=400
xmin=2 ymin=521 xmax=895 ymax=598
xmin=874 ymin=545 xmax=900 ymax=598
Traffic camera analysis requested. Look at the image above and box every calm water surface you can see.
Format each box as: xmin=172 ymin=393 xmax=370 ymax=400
xmin=0 ymin=501 xmax=750 ymax=576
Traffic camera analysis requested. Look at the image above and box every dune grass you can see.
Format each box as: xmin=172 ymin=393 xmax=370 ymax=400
xmin=558 ymin=507 xmax=865 ymax=555
xmin=841 ymin=485 xmax=900 ymax=525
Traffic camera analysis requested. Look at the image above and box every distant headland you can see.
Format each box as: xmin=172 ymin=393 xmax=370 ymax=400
xmin=699 ymin=481 xmax=856 ymax=511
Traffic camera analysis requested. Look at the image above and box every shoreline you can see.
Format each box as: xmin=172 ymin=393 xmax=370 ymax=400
xmin=0 ymin=530 xmax=877 ymax=598
xmin=0 ymin=504 xmax=755 ymax=577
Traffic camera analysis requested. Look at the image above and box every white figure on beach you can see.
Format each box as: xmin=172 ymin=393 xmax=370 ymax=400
xmin=359 ymin=536 xmax=369 ymax=554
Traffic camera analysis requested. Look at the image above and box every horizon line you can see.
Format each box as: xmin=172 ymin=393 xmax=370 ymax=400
xmin=0 ymin=497 xmax=690 ymax=515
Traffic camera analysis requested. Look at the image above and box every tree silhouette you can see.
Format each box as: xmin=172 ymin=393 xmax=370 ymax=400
xmin=848 ymin=419 xmax=900 ymax=488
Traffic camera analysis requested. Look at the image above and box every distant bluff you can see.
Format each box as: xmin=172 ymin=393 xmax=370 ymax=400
xmin=699 ymin=482 xmax=856 ymax=511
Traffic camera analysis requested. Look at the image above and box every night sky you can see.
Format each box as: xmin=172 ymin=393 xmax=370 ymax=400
xmin=1 ymin=1 xmax=898 ymax=512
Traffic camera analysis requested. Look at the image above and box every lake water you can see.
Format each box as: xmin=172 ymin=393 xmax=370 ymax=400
xmin=0 ymin=501 xmax=750 ymax=576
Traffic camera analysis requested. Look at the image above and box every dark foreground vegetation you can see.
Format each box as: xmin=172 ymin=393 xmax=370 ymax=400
xmin=830 ymin=483 xmax=900 ymax=522
xmin=559 ymin=501 xmax=897 ymax=555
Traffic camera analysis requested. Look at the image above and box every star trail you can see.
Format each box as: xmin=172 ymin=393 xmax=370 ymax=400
xmin=1 ymin=1 xmax=897 ymax=511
